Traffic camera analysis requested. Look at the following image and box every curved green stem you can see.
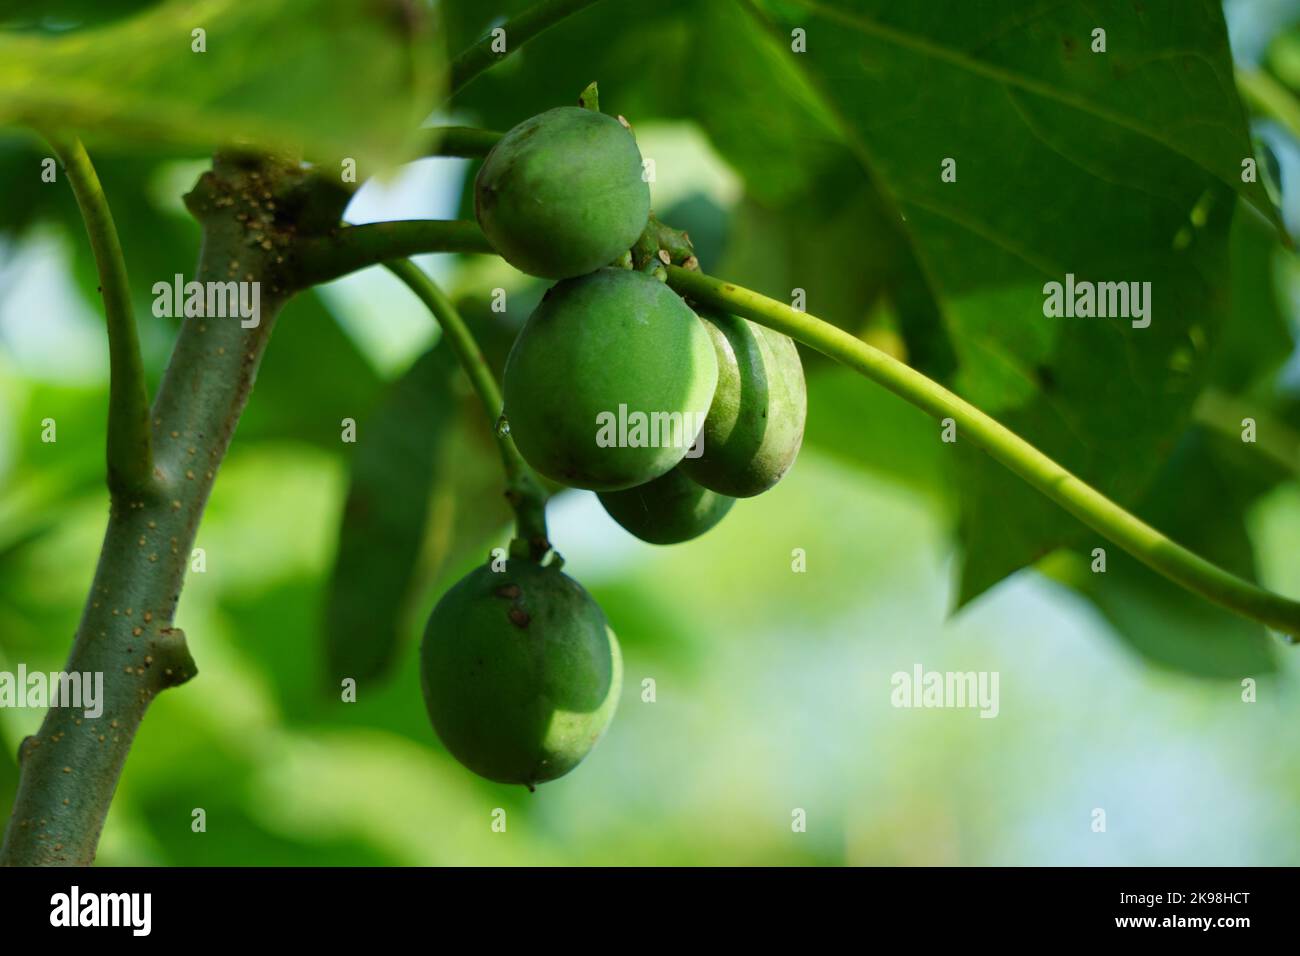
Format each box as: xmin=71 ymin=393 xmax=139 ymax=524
xmin=385 ymin=260 xmax=549 ymax=556
xmin=667 ymin=266 xmax=1300 ymax=638
xmin=47 ymin=135 xmax=154 ymax=497
xmin=425 ymin=126 xmax=503 ymax=158
xmin=448 ymin=0 xmax=607 ymax=95
xmin=290 ymin=220 xmax=494 ymax=288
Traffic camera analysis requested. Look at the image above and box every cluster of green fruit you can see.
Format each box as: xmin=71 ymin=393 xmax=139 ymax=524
xmin=419 ymin=103 xmax=806 ymax=789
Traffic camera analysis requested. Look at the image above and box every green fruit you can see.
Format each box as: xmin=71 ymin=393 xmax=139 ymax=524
xmin=503 ymin=268 xmax=718 ymax=491
xmin=475 ymin=106 xmax=651 ymax=279
xmin=420 ymin=560 xmax=622 ymax=787
xmin=598 ymin=465 xmax=735 ymax=545
xmin=681 ymin=309 xmax=807 ymax=497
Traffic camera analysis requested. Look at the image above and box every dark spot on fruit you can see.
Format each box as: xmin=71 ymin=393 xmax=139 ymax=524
xmin=509 ymin=608 xmax=531 ymax=628
xmin=494 ymin=584 xmax=522 ymax=599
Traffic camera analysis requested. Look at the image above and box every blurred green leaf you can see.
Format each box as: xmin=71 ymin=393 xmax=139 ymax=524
xmin=0 ymin=137 xmax=202 ymax=309
xmin=1267 ymin=26 xmax=1300 ymax=91
xmin=802 ymin=364 xmax=950 ymax=508
xmin=0 ymin=0 xmax=443 ymax=168
xmin=0 ymin=0 xmax=160 ymax=31
xmin=0 ymin=133 xmax=74 ymax=236
xmin=322 ymin=344 xmax=460 ymax=687
xmin=320 ymin=337 xmax=510 ymax=689
xmin=238 ymin=290 xmax=383 ymax=450
xmin=138 ymin=785 xmax=395 ymax=865
xmin=1212 ymin=205 xmax=1294 ymax=393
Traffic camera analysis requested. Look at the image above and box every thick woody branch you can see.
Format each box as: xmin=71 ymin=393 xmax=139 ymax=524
xmin=0 ymin=152 xmax=343 ymax=866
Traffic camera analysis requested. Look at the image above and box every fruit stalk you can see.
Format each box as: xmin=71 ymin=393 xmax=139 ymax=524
xmin=45 ymin=135 xmax=155 ymax=498
xmin=667 ymin=265 xmax=1300 ymax=637
xmin=292 ymin=220 xmax=494 ymax=288
xmin=385 ymin=260 xmax=550 ymax=556
xmin=425 ymin=126 xmax=503 ymax=158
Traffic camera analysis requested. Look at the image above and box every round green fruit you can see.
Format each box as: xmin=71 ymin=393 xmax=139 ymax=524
xmin=420 ymin=559 xmax=622 ymax=787
xmin=474 ymin=106 xmax=651 ymax=279
xmin=598 ymin=465 xmax=735 ymax=545
xmin=503 ymin=268 xmax=719 ymax=491
xmin=681 ymin=309 xmax=807 ymax=497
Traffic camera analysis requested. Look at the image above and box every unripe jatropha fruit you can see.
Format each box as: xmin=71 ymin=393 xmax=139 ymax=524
xmin=420 ymin=559 xmax=622 ymax=787
xmin=598 ymin=465 xmax=735 ymax=545
xmin=503 ymin=268 xmax=718 ymax=491
xmin=475 ymin=106 xmax=651 ymax=279
xmin=681 ymin=309 xmax=807 ymax=498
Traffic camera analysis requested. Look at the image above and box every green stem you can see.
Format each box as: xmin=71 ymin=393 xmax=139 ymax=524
xmin=385 ymin=260 xmax=550 ymax=556
xmin=425 ymin=126 xmax=503 ymax=158
xmin=290 ymin=220 xmax=494 ymax=287
xmin=448 ymin=0 xmax=607 ymax=95
xmin=666 ymin=266 xmax=1300 ymax=638
xmin=46 ymin=135 xmax=155 ymax=498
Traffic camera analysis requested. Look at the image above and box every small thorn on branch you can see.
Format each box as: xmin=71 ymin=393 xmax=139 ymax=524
xmin=155 ymin=627 xmax=197 ymax=689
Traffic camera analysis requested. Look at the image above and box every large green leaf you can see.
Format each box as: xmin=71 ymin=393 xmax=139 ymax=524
xmin=0 ymin=0 xmax=442 ymax=167
xmin=735 ymin=0 xmax=1272 ymax=607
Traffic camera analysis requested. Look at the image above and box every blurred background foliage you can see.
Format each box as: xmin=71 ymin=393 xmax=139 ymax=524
xmin=1 ymin=0 xmax=1300 ymax=864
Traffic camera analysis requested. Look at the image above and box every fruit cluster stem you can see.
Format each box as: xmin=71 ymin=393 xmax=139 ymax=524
xmin=292 ymin=220 xmax=494 ymax=288
xmin=666 ymin=265 xmax=1300 ymax=638
xmin=425 ymin=126 xmax=503 ymax=158
xmin=385 ymin=261 xmax=551 ymax=556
